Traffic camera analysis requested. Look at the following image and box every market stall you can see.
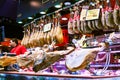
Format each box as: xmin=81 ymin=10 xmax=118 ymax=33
xmin=0 ymin=0 xmax=120 ymax=80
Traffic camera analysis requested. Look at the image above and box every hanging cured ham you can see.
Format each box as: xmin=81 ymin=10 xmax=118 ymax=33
xmin=28 ymin=23 xmax=36 ymax=48
xmin=87 ymin=1 xmax=97 ymax=31
xmin=32 ymin=26 xmax=40 ymax=47
xmin=37 ymin=18 xmax=45 ymax=47
xmin=21 ymin=28 xmax=26 ymax=47
xmin=35 ymin=25 xmax=41 ymax=47
xmin=73 ymin=5 xmax=80 ymax=34
xmin=101 ymin=0 xmax=109 ymax=30
xmin=54 ymin=13 xmax=64 ymax=44
xmin=113 ymin=0 xmax=120 ymax=26
xmin=21 ymin=26 xmax=31 ymax=48
xmin=94 ymin=1 xmax=103 ymax=30
xmin=39 ymin=29 xmax=44 ymax=47
xmin=80 ymin=3 xmax=92 ymax=34
xmin=105 ymin=0 xmax=116 ymax=29
xmin=68 ymin=9 xmax=75 ymax=34
xmin=50 ymin=15 xmax=56 ymax=42
xmin=46 ymin=17 xmax=52 ymax=44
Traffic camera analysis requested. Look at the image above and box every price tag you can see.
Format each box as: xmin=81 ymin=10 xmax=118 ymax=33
xmin=86 ymin=9 xmax=100 ymax=20
xmin=43 ymin=23 xmax=52 ymax=32
xmin=80 ymin=6 xmax=89 ymax=21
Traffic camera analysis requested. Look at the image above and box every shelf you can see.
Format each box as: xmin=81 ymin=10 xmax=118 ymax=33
xmin=0 ymin=71 xmax=119 ymax=79
xmin=90 ymin=64 xmax=120 ymax=68
xmin=98 ymin=50 xmax=120 ymax=55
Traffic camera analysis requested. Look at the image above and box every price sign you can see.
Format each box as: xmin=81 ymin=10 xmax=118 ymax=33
xmin=80 ymin=6 xmax=89 ymax=21
xmin=43 ymin=23 xmax=52 ymax=32
xmin=86 ymin=9 xmax=100 ymax=20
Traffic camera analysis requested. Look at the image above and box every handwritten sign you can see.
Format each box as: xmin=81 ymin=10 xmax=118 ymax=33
xmin=43 ymin=23 xmax=52 ymax=32
xmin=80 ymin=6 xmax=89 ymax=21
xmin=86 ymin=9 xmax=100 ymax=20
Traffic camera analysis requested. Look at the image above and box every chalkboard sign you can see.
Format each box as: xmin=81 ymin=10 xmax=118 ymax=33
xmin=0 ymin=26 xmax=5 ymax=42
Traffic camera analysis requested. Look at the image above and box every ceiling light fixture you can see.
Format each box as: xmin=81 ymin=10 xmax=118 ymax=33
xmin=64 ymin=2 xmax=71 ymax=6
xmin=28 ymin=17 xmax=33 ymax=19
xmin=40 ymin=11 xmax=46 ymax=14
xmin=55 ymin=4 xmax=62 ymax=8
xmin=62 ymin=17 xmax=68 ymax=20
xmin=30 ymin=1 xmax=41 ymax=7
xmin=18 ymin=21 xmax=23 ymax=24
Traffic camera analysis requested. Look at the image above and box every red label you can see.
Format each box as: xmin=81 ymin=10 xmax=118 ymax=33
xmin=102 ymin=8 xmax=105 ymax=12
xmin=114 ymin=4 xmax=120 ymax=9
xmin=69 ymin=18 xmax=73 ymax=22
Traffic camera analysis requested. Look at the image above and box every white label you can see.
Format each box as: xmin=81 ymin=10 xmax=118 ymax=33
xmin=80 ymin=6 xmax=89 ymax=21
xmin=86 ymin=9 xmax=100 ymax=20
xmin=43 ymin=23 xmax=52 ymax=32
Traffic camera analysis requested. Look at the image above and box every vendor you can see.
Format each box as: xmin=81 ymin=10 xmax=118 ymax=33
xmin=10 ymin=38 xmax=27 ymax=55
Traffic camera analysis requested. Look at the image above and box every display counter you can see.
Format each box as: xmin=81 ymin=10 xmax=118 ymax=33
xmin=0 ymin=44 xmax=120 ymax=80
xmin=0 ymin=71 xmax=120 ymax=80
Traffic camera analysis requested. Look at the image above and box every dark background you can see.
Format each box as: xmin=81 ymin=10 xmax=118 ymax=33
xmin=0 ymin=0 xmax=77 ymax=40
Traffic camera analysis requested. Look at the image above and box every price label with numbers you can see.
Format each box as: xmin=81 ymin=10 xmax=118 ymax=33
xmin=86 ymin=9 xmax=100 ymax=20
xmin=43 ymin=23 xmax=52 ymax=32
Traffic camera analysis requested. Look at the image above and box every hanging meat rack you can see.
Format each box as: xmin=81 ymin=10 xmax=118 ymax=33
xmin=23 ymin=0 xmax=85 ymax=27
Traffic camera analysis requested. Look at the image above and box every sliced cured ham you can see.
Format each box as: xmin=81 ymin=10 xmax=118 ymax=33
xmin=65 ymin=41 xmax=109 ymax=72
xmin=65 ymin=48 xmax=99 ymax=72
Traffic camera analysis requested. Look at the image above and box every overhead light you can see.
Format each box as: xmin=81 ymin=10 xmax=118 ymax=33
xmin=64 ymin=2 xmax=71 ymax=6
xmin=17 ymin=13 xmax=22 ymax=18
xmin=28 ymin=17 xmax=33 ymax=19
xmin=18 ymin=21 xmax=23 ymax=24
xmin=40 ymin=11 xmax=46 ymax=14
xmin=62 ymin=17 xmax=68 ymax=20
xmin=30 ymin=1 xmax=41 ymax=7
xmin=55 ymin=4 xmax=62 ymax=8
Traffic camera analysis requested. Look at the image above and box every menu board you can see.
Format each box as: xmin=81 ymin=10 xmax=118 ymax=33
xmin=86 ymin=9 xmax=100 ymax=20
